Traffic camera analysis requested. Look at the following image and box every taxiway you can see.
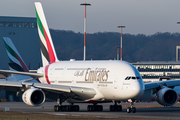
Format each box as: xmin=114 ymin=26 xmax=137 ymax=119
xmin=0 ymin=102 xmax=180 ymax=119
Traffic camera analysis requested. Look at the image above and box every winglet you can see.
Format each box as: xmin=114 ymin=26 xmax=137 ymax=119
xmin=35 ymin=2 xmax=58 ymax=66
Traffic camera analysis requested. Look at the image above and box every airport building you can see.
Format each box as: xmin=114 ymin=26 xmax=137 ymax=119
xmin=0 ymin=16 xmax=41 ymax=101
xmin=0 ymin=16 xmax=41 ymax=70
xmin=132 ymin=62 xmax=180 ymax=83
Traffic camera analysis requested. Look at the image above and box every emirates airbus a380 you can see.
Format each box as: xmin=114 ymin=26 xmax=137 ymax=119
xmin=0 ymin=2 xmax=180 ymax=113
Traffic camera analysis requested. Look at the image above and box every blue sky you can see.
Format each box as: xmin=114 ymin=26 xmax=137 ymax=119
xmin=1 ymin=0 xmax=180 ymax=35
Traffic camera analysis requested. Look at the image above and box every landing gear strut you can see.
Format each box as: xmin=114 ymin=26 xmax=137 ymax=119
xmin=127 ymin=99 xmax=136 ymax=113
xmin=54 ymin=97 xmax=62 ymax=111
xmin=109 ymin=101 xmax=122 ymax=111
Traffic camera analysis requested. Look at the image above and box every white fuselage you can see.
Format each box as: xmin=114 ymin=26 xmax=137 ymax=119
xmin=37 ymin=60 xmax=145 ymax=102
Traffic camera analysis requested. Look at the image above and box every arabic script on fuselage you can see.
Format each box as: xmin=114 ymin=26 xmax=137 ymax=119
xmin=74 ymin=68 xmax=110 ymax=81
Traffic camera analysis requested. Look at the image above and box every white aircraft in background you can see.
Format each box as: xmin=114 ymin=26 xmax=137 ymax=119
xmin=0 ymin=2 xmax=180 ymax=113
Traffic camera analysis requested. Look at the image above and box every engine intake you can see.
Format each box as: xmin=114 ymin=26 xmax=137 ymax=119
xmin=157 ymin=87 xmax=177 ymax=106
xmin=22 ymin=88 xmax=45 ymax=106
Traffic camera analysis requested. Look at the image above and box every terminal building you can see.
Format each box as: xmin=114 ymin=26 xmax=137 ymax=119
xmin=132 ymin=62 xmax=180 ymax=83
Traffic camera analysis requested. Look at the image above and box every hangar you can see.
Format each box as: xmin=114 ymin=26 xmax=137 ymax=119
xmin=0 ymin=16 xmax=41 ymax=70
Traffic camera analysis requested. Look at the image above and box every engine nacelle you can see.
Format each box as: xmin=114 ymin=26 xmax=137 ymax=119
xmin=22 ymin=88 xmax=45 ymax=106
xmin=157 ymin=87 xmax=177 ymax=106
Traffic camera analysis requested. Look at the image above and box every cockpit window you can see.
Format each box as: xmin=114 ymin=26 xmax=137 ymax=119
xmin=125 ymin=76 xmax=140 ymax=80
xmin=125 ymin=77 xmax=130 ymax=80
xmin=132 ymin=77 xmax=136 ymax=79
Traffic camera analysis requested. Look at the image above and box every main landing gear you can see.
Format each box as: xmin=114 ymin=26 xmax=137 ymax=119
xmin=87 ymin=103 xmax=103 ymax=111
xmin=127 ymin=99 xmax=136 ymax=113
xmin=53 ymin=97 xmax=136 ymax=113
xmin=87 ymin=101 xmax=122 ymax=112
xmin=54 ymin=104 xmax=79 ymax=112
xmin=54 ymin=97 xmax=79 ymax=112
xmin=109 ymin=101 xmax=122 ymax=111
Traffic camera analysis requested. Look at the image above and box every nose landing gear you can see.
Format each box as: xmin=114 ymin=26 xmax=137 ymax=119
xmin=127 ymin=99 xmax=136 ymax=113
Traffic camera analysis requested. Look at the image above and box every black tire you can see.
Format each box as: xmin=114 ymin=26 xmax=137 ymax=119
xmin=109 ymin=105 xmax=112 ymax=111
xmin=87 ymin=105 xmax=90 ymax=111
xmin=132 ymin=107 xmax=136 ymax=113
xmin=75 ymin=105 xmax=79 ymax=111
xmin=61 ymin=105 xmax=65 ymax=111
xmin=54 ymin=105 xmax=61 ymax=112
xmin=100 ymin=105 xmax=103 ymax=111
xmin=69 ymin=105 xmax=73 ymax=111
xmin=54 ymin=105 xmax=57 ymax=111
xmin=111 ymin=105 xmax=115 ymax=111
xmin=65 ymin=105 xmax=69 ymax=111
xmin=91 ymin=105 xmax=94 ymax=111
xmin=117 ymin=105 xmax=122 ymax=111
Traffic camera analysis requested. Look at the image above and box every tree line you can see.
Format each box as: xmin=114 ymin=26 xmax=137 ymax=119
xmin=50 ymin=29 xmax=180 ymax=63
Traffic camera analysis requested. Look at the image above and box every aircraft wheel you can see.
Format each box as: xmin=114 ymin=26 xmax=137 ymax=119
xmin=65 ymin=105 xmax=70 ymax=111
xmin=127 ymin=107 xmax=131 ymax=113
xmin=132 ymin=107 xmax=136 ymax=113
xmin=75 ymin=105 xmax=79 ymax=111
xmin=96 ymin=105 xmax=102 ymax=111
xmin=54 ymin=105 xmax=58 ymax=111
xmin=117 ymin=105 xmax=122 ymax=111
xmin=87 ymin=105 xmax=91 ymax=111
xmin=110 ymin=105 xmax=115 ymax=111
xmin=54 ymin=105 xmax=61 ymax=111
xmin=61 ymin=105 xmax=65 ymax=111
xmin=100 ymin=105 xmax=103 ymax=111
xmin=87 ymin=105 xmax=103 ymax=111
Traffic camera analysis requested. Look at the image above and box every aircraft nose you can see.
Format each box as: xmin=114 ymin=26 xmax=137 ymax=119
xmin=130 ymin=81 xmax=144 ymax=99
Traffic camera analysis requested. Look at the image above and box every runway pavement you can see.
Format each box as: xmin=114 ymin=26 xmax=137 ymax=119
xmin=0 ymin=102 xmax=180 ymax=119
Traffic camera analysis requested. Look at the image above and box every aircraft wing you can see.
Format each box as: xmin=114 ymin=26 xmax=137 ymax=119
xmin=33 ymin=82 xmax=96 ymax=100
xmin=0 ymin=80 xmax=96 ymax=100
xmin=144 ymin=80 xmax=180 ymax=90
xmin=0 ymin=70 xmax=43 ymax=78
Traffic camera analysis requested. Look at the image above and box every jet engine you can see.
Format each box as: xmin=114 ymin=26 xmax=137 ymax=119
xmin=157 ymin=87 xmax=177 ymax=106
xmin=22 ymin=88 xmax=45 ymax=106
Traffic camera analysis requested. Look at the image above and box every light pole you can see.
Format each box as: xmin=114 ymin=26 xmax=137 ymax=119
xmin=81 ymin=3 xmax=91 ymax=61
xmin=118 ymin=26 xmax=125 ymax=61
xmin=116 ymin=46 xmax=120 ymax=60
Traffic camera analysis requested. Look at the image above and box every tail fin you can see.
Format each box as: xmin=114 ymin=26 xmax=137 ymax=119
xmin=35 ymin=2 xmax=58 ymax=66
xmin=3 ymin=37 xmax=30 ymax=79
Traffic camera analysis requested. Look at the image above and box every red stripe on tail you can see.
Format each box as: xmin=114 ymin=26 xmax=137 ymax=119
xmin=43 ymin=27 xmax=56 ymax=63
